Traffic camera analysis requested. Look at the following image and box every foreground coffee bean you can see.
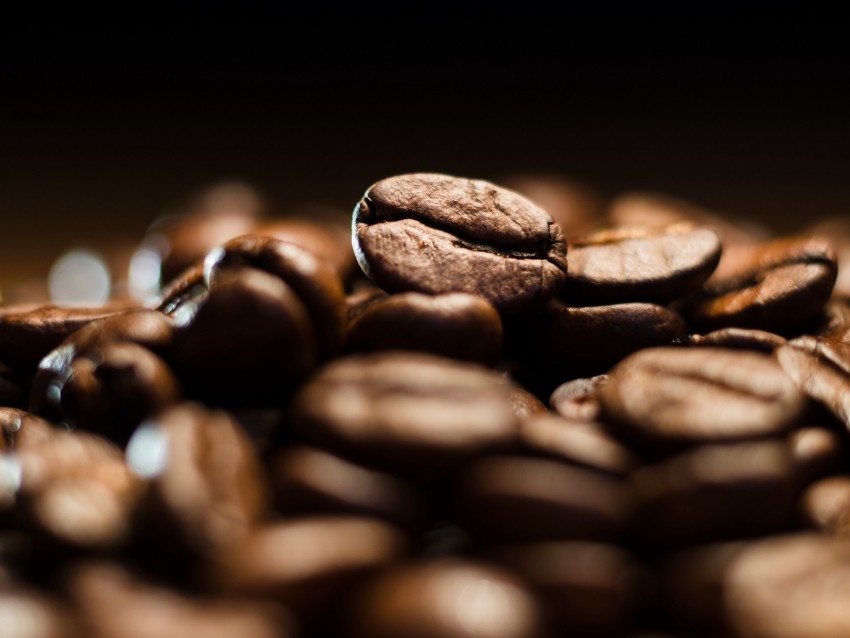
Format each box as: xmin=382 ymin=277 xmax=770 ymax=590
xmin=563 ymin=223 xmax=721 ymax=304
xmin=724 ymin=534 xmax=850 ymax=638
xmin=345 ymin=559 xmax=543 ymax=638
xmin=600 ymin=347 xmax=806 ymax=449
xmin=292 ymin=352 xmax=520 ymax=477
xmin=352 ymin=173 xmax=568 ymax=313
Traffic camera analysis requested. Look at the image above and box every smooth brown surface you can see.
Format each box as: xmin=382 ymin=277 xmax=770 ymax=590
xmin=549 ymin=375 xmax=609 ymax=421
xmin=353 ymin=173 xmax=568 ymax=313
xmin=688 ymin=327 xmax=787 ymax=353
xmin=787 ymin=426 xmax=845 ymax=485
xmin=800 ymin=476 xmax=850 ymax=536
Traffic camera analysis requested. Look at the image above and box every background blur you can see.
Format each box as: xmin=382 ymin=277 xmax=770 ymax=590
xmin=2 ymin=12 xmax=849 ymax=291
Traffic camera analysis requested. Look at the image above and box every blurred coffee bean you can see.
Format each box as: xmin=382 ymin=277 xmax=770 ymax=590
xmin=632 ymin=440 xmax=796 ymax=545
xmin=347 ymin=292 xmax=503 ymax=365
xmin=657 ymin=541 xmax=746 ymax=633
xmin=345 ymin=558 xmax=543 ymax=638
xmin=0 ymin=408 xmax=54 ymax=451
xmin=457 ymin=455 xmax=635 ymax=542
xmin=10 ymin=428 xmax=143 ymax=548
xmin=271 ymin=447 xmax=425 ymax=529
xmin=788 ymin=426 xmax=846 ymax=485
xmin=292 ymin=352 xmax=520 ymax=477
xmin=519 ymin=414 xmax=640 ymax=476
xmin=126 ymin=403 xmax=267 ymax=556
xmin=507 ymin=302 xmax=687 ymax=384
xmin=0 ymin=304 xmax=132 ymax=374
xmin=775 ymin=336 xmax=850 ymax=428
xmin=502 ymin=174 xmax=605 ymax=237
xmin=799 ymin=476 xmax=850 ymax=536
xmin=506 ymin=384 xmax=548 ymax=420
xmin=65 ymin=561 xmax=292 ymax=638
xmin=808 ymin=217 xmax=850 ymax=298
xmin=352 ymin=173 xmax=568 ymax=313
xmin=724 ymin=534 xmax=850 ymax=638
xmin=0 ymin=585 xmax=82 ymax=638
xmin=208 ymin=517 xmax=407 ymax=618
xmin=563 ymin=224 xmax=721 ymax=304
xmin=488 ymin=541 xmax=647 ymax=637
xmin=600 ymin=348 xmax=805 ymax=449
xmin=688 ymin=327 xmax=787 ymax=353
xmin=549 ymin=375 xmax=609 ymax=421
xmin=683 ymin=236 xmax=838 ymax=334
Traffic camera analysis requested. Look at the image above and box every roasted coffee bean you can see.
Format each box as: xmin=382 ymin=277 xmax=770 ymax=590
xmin=563 ymin=223 xmax=721 ymax=304
xmin=682 ymin=236 xmax=838 ymax=334
xmin=345 ymin=559 xmax=543 ymax=638
xmin=688 ymin=327 xmax=787 ymax=353
xmin=506 ymin=384 xmax=548 ymax=420
xmin=457 ymin=455 xmax=635 ymax=542
xmin=126 ymin=403 xmax=267 ymax=556
xmin=775 ymin=336 xmax=850 ymax=428
xmin=519 ymin=414 xmax=640 ymax=476
xmin=724 ymin=534 xmax=850 ymax=638
xmin=0 ymin=304 xmax=131 ymax=373
xmin=7 ymin=428 xmax=143 ymax=548
xmin=632 ymin=440 xmax=796 ymax=545
xmin=600 ymin=347 xmax=806 ymax=448
xmin=347 ymin=292 xmax=503 ymax=365
xmin=66 ymin=561 xmax=292 ymax=638
xmin=811 ymin=297 xmax=850 ymax=341
xmin=503 ymin=174 xmax=604 ymax=238
xmin=788 ymin=426 xmax=845 ymax=485
xmin=352 ymin=173 xmax=568 ymax=313
xmin=799 ymin=476 xmax=850 ymax=536
xmin=808 ymin=217 xmax=850 ymax=298
xmin=657 ymin=542 xmax=746 ymax=633
xmin=292 ymin=352 xmax=521 ymax=477
xmin=0 ymin=585 xmax=82 ymax=638
xmin=549 ymin=375 xmax=609 ymax=421
xmin=507 ymin=302 xmax=686 ymax=383
xmin=208 ymin=517 xmax=407 ymax=618
xmin=271 ymin=447 xmax=425 ymax=529
xmin=487 ymin=541 xmax=647 ymax=637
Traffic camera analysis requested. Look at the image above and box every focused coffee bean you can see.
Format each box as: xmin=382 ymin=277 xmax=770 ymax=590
xmin=208 ymin=517 xmax=407 ymax=617
xmin=352 ymin=173 xmax=568 ymax=313
xmin=549 ymin=375 xmax=609 ymax=421
xmin=507 ymin=302 xmax=686 ymax=383
xmin=600 ymin=347 xmax=806 ymax=448
xmin=345 ymin=559 xmax=543 ymax=638
xmin=562 ymin=223 xmax=721 ymax=304
xmin=682 ymin=236 xmax=838 ymax=334
xmin=519 ymin=414 xmax=640 ymax=476
xmin=724 ymin=534 xmax=850 ymax=638
xmin=632 ymin=440 xmax=796 ymax=545
xmin=65 ymin=561 xmax=292 ymax=638
xmin=487 ymin=541 xmax=647 ymax=637
xmin=688 ymin=327 xmax=787 ymax=353
xmin=347 ymin=292 xmax=503 ymax=365
xmin=126 ymin=403 xmax=267 ymax=556
xmin=775 ymin=336 xmax=850 ymax=428
xmin=292 ymin=352 xmax=521 ymax=477
xmin=456 ymin=455 xmax=635 ymax=542
xmin=271 ymin=447 xmax=425 ymax=529
xmin=799 ymin=476 xmax=850 ymax=536
xmin=787 ymin=426 xmax=846 ymax=485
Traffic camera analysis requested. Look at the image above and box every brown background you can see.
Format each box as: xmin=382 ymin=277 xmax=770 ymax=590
xmin=2 ymin=12 xmax=849 ymax=290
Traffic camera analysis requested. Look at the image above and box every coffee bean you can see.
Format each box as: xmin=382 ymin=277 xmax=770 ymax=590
xmin=632 ymin=440 xmax=796 ymax=545
xmin=487 ymin=541 xmax=647 ymax=637
xmin=506 ymin=384 xmax=548 ymax=420
xmin=549 ymin=375 xmax=609 ymax=421
xmin=724 ymin=534 xmax=850 ymax=638
xmin=503 ymin=174 xmax=605 ymax=238
xmin=347 ymin=291 xmax=503 ymax=365
xmin=457 ymin=455 xmax=635 ymax=542
xmin=799 ymin=475 xmax=850 ymax=536
xmin=0 ymin=586 xmax=82 ymax=638
xmin=787 ymin=426 xmax=846 ymax=485
xmin=683 ymin=236 xmax=838 ymax=334
xmin=352 ymin=173 xmax=568 ymax=313
xmin=292 ymin=352 xmax=521 ymax=477
xmin=345 ymin=559 xmax=543 ymax=638
xmin=811 ymin=297 xmax=850 ymax=341
xmin=688 ymin=327 xmax=787 ymax=353
xmin=775 ymin=336 xmax=850 ymax=428
xmin=563 ymin=223 xmax=721 ymax=304
xmin=271 ymin=446 xmax=425 ymax=529
xmin=600 ymin=347 xmax=806 ymax=448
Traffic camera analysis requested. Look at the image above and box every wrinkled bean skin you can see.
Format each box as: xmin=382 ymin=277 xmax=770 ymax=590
xmin=353 ymin=174 xmax=568 ymax=313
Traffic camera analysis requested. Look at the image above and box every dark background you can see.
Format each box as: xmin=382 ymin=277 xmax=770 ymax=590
xmin=2 ymin=12 xmax=849 ymax=289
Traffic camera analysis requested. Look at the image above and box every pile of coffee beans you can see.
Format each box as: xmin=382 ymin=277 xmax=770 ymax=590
xmin=2 ymin=173 xmax=850 ymax=637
